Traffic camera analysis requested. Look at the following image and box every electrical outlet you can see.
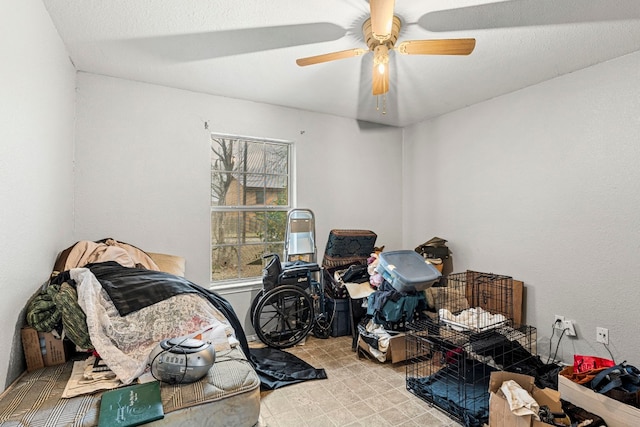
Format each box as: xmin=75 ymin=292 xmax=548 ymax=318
xmin=554 ymin=315 xmax=576 ymax=336
xmin=597 ymin=327 xmax=609 ymax=344
xmin=563 ymin=320 xmax=577 ymax=337
xmin=554 ymin=315 xmax=565 ymax=329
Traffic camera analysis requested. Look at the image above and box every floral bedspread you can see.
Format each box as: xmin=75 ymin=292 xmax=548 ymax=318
xmin=70 ymin=268 xmax=236 ymax=384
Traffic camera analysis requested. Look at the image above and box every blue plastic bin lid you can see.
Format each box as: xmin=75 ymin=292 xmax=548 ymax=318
xmin=378 ymin=250 xmax=441 ymax=284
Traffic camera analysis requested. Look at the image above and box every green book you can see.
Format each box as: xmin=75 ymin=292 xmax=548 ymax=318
xmin=98 ymin=381 xmax=164 ymax=427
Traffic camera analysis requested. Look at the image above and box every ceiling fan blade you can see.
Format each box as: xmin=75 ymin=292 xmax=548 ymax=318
xmin=296 ymin=48 xmax=367 ymax=66
xmin=372 ymin=61 xmax=390 ymax=96
xmin=126 ymin=23 xmax=346 ymax=62
xmin=418 ymin=0 xmax=640 ymax=32
xmin=369 ymin=0 xmax=396 ymax=41
xmin=396 ymin=39 xmax=476 ymax=56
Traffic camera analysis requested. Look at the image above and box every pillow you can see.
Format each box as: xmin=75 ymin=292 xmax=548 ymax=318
xmin=147 ymin=252 xmax=186 ymax=277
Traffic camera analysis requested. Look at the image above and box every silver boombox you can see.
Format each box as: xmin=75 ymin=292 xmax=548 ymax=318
xmin=148 ymin=337 xmax=215 ymax=384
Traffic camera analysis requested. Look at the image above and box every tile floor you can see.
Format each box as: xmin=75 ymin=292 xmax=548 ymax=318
xmin=257 ymin=335 xmax=464 ymax=427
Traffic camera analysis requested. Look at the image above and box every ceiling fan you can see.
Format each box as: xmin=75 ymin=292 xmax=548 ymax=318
xmin=295 ymin=0 xmax=476 ymax=97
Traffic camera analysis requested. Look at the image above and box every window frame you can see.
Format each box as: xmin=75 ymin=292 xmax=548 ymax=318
xmin=209 ymin=133 xmax=293 ymax=287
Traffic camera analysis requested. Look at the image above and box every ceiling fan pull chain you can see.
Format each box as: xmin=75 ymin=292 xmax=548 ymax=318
xmin=375 ymin=95 xmax=387 ymax=115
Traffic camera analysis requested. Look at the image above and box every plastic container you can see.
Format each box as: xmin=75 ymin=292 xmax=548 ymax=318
xmin=325 ymin=297 xmax=351 ymax=337
xmin=376 ymin=250 xmax=442 ymax=293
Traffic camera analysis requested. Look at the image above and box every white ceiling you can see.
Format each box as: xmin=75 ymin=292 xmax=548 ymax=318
xmin=42 ymin=0 xmax=640 ymax=127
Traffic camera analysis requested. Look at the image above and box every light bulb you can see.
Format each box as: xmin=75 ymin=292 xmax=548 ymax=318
xmin=373 ymin=44 xmax=389 ymax=74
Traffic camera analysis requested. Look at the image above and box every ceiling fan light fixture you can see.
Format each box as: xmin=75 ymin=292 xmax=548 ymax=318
xmin=373 ymin=44 xmax=389 ymax=72
xmin=295 ymin=1 xmax=476 ymax=115
xmin=372 ymin=45 xmax=390 ymax=97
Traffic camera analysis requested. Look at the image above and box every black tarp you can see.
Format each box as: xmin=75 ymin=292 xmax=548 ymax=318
xmin=249 ymin=347 xmax=327 ymax=390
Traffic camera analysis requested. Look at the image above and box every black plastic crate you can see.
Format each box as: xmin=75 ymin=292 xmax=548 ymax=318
xmin=325 ymin=296 xmax=351 ymax=337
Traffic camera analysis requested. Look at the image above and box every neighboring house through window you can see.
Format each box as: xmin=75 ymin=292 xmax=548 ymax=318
xmin=210 ymin=134 xmax=291 ymax=284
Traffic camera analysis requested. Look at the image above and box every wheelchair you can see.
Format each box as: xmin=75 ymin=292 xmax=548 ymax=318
xmin=251 ymin=209 xmax=333 ymax=348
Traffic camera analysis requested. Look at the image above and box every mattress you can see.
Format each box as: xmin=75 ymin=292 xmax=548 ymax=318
xmin=0 ymin=347 xmax=260 ymax=427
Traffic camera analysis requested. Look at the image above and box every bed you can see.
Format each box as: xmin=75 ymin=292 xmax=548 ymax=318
xmin=4 ymin=239 xmax=261 ymax=427
xmin=0 ymin=346 xmax=260 ymax=426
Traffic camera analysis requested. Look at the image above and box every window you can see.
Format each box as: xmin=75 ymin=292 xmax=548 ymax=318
xmin=210 ymin=134 xmax=291 ymax=283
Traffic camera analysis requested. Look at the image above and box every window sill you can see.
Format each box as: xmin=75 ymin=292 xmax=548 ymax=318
xmin=209 ymin=279 xmax=262 ymax=295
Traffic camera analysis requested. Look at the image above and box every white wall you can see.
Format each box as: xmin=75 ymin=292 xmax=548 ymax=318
xmin=73 ymin=73 xmax=403 ymax=332
xmin=403 ymin=51 xmax=640 ymax=365
xmin=0 ymin=0 xmax=76 ymax=388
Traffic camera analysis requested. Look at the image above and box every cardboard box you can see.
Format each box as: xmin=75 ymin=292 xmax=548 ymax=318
xmin=21 ymin=327 xmax=44 ymax=371
xmin=558 ymin=371 xmax=640 ymax=427
xmin=21 ymin=327 xmax=69 ymax=371
xmin=489 ymin=371 xmax=561 ymax=427
xmin=357 ymin=332 xmax=407 ymax=363
xmin=41 ymin=331 xmax=69 ymax=366
xmin=388 ymin=333 xmax=406 ymax=363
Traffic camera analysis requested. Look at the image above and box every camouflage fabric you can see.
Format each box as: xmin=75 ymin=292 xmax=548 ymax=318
xmin=26 ymin=284 xmax=62 ymax=332
xmin=26 ymin=282 xmax=93 ymax=350
xmin=53 ymin=282 xmax=92 ymax=350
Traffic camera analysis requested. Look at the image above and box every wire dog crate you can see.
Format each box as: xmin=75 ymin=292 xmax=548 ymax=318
xmin=434 ymin=271 xmax=519 ymax=332
xmin=406 ymin=319 xmax=537 ymax=427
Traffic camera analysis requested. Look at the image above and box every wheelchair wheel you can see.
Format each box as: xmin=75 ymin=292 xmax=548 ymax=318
xmin=253 ymin=285 xmax=313 ymax=348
